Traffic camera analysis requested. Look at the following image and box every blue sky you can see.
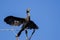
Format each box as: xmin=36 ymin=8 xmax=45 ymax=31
xmin=0 ymin=0 xmax=60 ymax=40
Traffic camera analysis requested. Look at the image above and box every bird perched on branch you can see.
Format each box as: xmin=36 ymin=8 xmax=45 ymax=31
xmin=4 ymin=8 xmax=38 ymax=40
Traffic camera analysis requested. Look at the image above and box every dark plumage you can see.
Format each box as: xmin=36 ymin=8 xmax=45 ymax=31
xmin=4 ymin=16 xmax=38 ymax=29
xmin=4 ymin=16 xmax=25 ymax=26
xmin=4 ymin=8 xmax=38 ymax=38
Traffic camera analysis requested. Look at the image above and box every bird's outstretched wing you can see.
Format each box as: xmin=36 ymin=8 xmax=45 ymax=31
xmin=4 ymin=16 xmax=26 ymax=26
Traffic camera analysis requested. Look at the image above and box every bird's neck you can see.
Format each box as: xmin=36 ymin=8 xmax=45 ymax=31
xmin=26 ymin=8 xmax=30 ymax=21
xmin=25 ymin=13 xmax=30 ymax=22
xmin=27 ymin=13 xmax=30 ymax=16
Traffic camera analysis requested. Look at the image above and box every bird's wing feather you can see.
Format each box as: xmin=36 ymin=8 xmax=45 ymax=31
xmin=4 ymin=16 xmax=25 ymax=26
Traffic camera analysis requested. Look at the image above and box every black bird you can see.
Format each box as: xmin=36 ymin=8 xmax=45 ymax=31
xmin=4 ymin=8 xmax=38 ymax=40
